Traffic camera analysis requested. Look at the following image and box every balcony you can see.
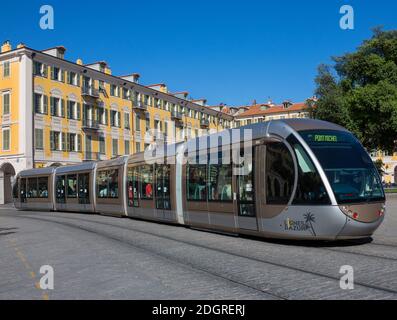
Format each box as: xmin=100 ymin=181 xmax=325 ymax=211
xmin=200 ymin=119 xmax=210 ymax=128
xmin=81 ymin=86 xmax=100 ymax=98
xmin=171 ymin=110 xmax=183 ymax=121
xmin=132 ymin=100 xmax=147 ymax=111
xmin=83 ymin=152 xmax=100 ymax=161
xmin=82 ymin=119 xmax=100 ymax=130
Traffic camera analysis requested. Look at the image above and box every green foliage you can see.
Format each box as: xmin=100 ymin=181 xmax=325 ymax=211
xmin=374 ymin=158 xmax=385 ymax=177
xmin=314 ymin=28 xmax=397 ymax=152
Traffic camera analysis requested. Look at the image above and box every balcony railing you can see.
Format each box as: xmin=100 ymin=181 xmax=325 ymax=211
xmin=81 ymin=86 xmax=100 ymax=98
xmin=132 ymin=100 xmax=147 ymax=111
xmin=200 ymin=119 xmax=210 ymax=128
xmin=171 ymin=110 xmax=183 ymax=120
xmin=82 ymin=119 xmax=100 ymax=130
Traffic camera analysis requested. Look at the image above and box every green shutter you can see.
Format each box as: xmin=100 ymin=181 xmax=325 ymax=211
xmin=61 ymin=70 xmax=65 ymax=82
xmin=43 ymin=64 xmax=48 ymax=78
xmin=43 ymin=95 xmax=48 ymax=114
xmin=76 ymin=103 xmax=81 ymax=120
xmin=50 ymin=66 xmax=55 ymax=80
xmin=77 ymin=134 xmax=82 ymax=152
xmin=50 ymin=97 xmax=55 ymax=115
xmin=66 ymin=133 xmax=70 ymax=151
xmin=76 ymin=74 xmax=80 ymax=87
xmin=50 ymin=131 xmax=54 ymax=150
xmin=61 ymin=99 xmax=65 ymax=117
xmin=66 ymin=101 xmax=71 ymax=119
xmin=67 ymin=71 xmax=71 ymax=84
xmin=62 ymin=132 xmax=66 ymax=151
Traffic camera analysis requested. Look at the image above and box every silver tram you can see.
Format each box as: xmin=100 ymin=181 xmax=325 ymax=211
xmin=12 ymin=119 xmax=386 ymax=240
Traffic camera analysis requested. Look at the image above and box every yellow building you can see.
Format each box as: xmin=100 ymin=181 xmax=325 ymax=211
xmin=0 ymin=41 xmax=233 ymax=203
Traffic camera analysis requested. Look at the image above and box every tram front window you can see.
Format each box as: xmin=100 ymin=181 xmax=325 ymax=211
xmin=299 ymin=130 xmax=385 ymax=204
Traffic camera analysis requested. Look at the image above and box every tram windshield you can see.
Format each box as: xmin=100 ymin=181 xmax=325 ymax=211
xmin=299 ymin=130 xmax=385 ymax=204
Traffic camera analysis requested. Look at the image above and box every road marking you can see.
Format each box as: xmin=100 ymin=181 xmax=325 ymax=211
xmin=8 ymin=239 xmax=50 ymax=301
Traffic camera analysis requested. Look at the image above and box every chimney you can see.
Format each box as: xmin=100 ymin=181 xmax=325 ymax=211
xmin=1 ymin=40 xmax=12 ymax=53
xmin=282 ymin=100 xmax=292 ymax=109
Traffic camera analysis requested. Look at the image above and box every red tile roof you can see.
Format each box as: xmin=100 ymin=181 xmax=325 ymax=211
xmin=235 ymin=102 xmax=309 ymax=118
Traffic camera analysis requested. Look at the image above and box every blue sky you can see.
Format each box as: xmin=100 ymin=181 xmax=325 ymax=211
xmin=1 ymin=0 xmax=397 ymax=106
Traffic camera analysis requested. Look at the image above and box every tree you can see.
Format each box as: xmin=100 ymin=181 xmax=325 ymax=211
xmin=313 ymin=28 xmax=397 ymax=153
xmin=374 ymin=158 xmax=385 ymax=177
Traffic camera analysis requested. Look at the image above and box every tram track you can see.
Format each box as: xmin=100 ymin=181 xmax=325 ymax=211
xmin=9 ymin=211 xmax=397 ymax=298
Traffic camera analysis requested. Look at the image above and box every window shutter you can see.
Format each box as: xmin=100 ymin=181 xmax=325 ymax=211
xmin=76 ymin=74 xmax=80 ymax=87
xmin=62 ymin=132 xmax=66 ymax=151
xmin=105 ymin=109 xmax=108 ymax=125
xmin=50 ymin=97 xmax=55 ymax=115
xmin=43 ymin=64 xmax=48 ymax=78
xmin=50 ymin=131 xmax=54 ymax=150
xmin=67 ymin=71 xmax=71 ymax=84
xmin=77 ymin=134 xmax=82 ymax=152
xmin=51 ymin=66 xmax=55 ymax=80
xmin=66 ymin=101 xmax=71 ymax=119
xmin=76 ymin=103 xmax=81 ymax=120
xmin=61 ymin=99 xmax=65 ymax=117
xmin=66 ymin=133 xmax=70 ymax=151
xmin=43 ymin=95 xmax=48 ymax=114
xmin=61 ymin=70 xmax=65 ymax=82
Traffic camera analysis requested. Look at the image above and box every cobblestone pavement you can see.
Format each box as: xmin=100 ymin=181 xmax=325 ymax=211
xmin=0 ymin=196 xmax=396 ymax=300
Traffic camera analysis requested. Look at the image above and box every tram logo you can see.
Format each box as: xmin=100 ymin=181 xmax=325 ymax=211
xmin=284 ymin=212 xmax=316 ymax=236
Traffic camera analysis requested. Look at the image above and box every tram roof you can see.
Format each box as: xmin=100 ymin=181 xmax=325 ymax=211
xmin=55 ymin=161 xmax=97 ymax=174
xmin=18 ymin=166 xmax=56 ymax=177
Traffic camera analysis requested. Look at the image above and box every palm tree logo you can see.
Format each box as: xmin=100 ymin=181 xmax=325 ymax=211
xmin=304 ymin=212 xmax=316 ymax=236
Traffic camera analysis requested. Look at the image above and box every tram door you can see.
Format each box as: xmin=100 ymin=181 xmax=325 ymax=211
xmin=155 ymin=164 xmax=171 ymax=220
xmin=127 ymin=166 xmax=139 ymax=214
xmin=236 ymin=146 xmax=258 ymax=231
xmin=78 ymin=173 xmax=90 ymax=207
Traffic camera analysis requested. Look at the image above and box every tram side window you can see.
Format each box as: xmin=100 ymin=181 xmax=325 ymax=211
xmin=287 ymin=135 xmax=331 ymax=205
xmin=78 ymin=173 xmax=90 ymax=203
xmin=127 ymin=167 xmax=139 ymax=207
xmin=208 ymin=152 xmax=232 ymax=202
xmin=108 ymin=169 xmax=119 ymax=198
xmin=140 ymin=165 xmax=153 ymax=200
xmin=97 ymin=169 xmax=119 ymax=198
xmin=20 ymin=178 xmax=26 ymax=199
xmin=187 ymin=164 xmax=207 ymax=201
xmin=27 ymin=178 xmax=38 ymax=198
xmin=67 ymin=175 xmax=77 ymax=198
xmin=56 ymin=175 xmax=66 ymax=203
xmin=38 ymin=177 xmax=49 ymax=198
xmin=266 ymin=143 xmax=294 ymax=204
xmin=237 ymin=148 xmax=255 ymax=217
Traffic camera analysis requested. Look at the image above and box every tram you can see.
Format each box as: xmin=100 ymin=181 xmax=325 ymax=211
xmin=12 ymin=119 xmax=386 ymax=240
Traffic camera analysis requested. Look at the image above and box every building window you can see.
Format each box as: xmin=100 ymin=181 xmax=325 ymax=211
xmin=110 ymin=110 xmax=120 ymax=127
xmin=3 ymin=61 xmax=10 ymax=78
xmin=112 ymin=138 xmax=118 ymax=156
xmin=99 ymin=136 xmax=106 ymax=154
xmin=110 ymin=84 xmax=119 ymax=97
xmin=67 ymin=100 xmax=78 ymax=120
xmin=50 ymin=131 xmax=61 ymax=151
xmin=51 ymin=66 xmax=64 ymax=82
xmin=145 ymin=115 xmax=150 ymax=131
xmin=124 ymin=140 xmax=130 ymax=155
xmin=34 ymin=62 xmax=48 ymax=77
xmin=135 ymin=142 xmax=141 ymax=153
xmin=35 ymin=128 xmax=44 ymax=149
xmin=135 ymin=114 xmax=141 ymax=131
xmin=124 ymin=112 xmax=130 ymax=129
xmin=67 ymin=133 xmax=78 ymax=152
xmin=67 ymin=71 xmax=79 ymax=86
xmin=2 ymin=92 xmax=10 ymax=115
xmin=2 ymin=128 xmax=10 ymax=151
xmin=50 ymin=97 xmax=65 ymax=117
xmin=122 ymin=88 xmax=129 ymax=100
